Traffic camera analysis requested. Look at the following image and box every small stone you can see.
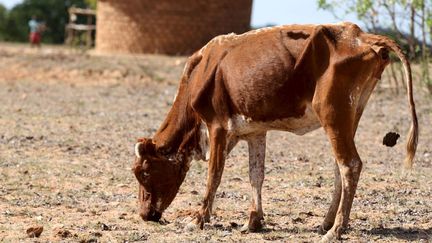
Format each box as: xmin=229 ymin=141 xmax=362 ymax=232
xmin=92 ymin=231 xmax=103 ymax=237
xmin=292 ymin=217 xmax=304 ymax=223
xmin=26 ymin=226 xmax=43 ymax=238
xmin=229 ymin=222 xmax=239 ymax=228
xmin=56 ymin=229 xmax=72 ymax=238
xmin=184 ymin=222 xmax=198 ymax=232
xmin=97 ymin=222 xmax=110 ymax=231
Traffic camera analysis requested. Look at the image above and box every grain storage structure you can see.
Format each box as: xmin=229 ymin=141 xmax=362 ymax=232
xmin=96 ymin=0 xmax=253 ymax=55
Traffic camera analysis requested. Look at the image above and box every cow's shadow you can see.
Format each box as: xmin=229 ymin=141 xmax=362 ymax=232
xmin=201 ymin=221 xmax=431 ymax=241
xmin=250 ymin=225 xmax=431 ymax=241
xmin=361 ymin=226 xmax=432 ymax=241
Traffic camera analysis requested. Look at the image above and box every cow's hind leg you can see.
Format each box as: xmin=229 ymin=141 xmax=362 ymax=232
xmin=240 ymin=134 xmax=266 ymax=232
xmin=186 ymin=125 xmax=227 ymax=230
xmin=321 ymin=151 xmax=362 ymax=242
xmin=319 ymin=161 xmax=341 ymax=234
xmin=320 ymin=106 xmax=365 ymax=235
xmin=313 ymin=98 xmax=363 ymax=242
xmin=319 ymin=129 xmax=362 ymax=242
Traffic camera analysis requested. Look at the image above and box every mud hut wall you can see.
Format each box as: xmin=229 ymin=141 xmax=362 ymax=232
xmin=96 ymin=0 xmax=252 ymax=55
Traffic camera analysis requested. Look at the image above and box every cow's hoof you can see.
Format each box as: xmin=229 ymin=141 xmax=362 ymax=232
xmin=318 ymin=225 xmax=327 ymax=235
xmin=239 ymin=211 xmax=264 ymax=233
xmin=318 ymin=223 xmax=332 ymax=235
xmin=249 ymin=219 xmax=264 ymax=232
xmin=239 ymin=223 xmax=249 ymax=233
xmin=319 ymin=230 xmax=336 ymax=243
xmin=320 ymin=227 xmax=343 ymax=243
xmin=239 ymin=218 xmax=264 ymax=233
xmin=203 ymin=212 xmax=211 ymax=223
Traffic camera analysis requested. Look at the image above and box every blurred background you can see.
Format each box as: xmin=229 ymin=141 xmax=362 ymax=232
xmin=0 ymin=1 xmax=427 ymax=56
xmin=0 ymin=0 xmax=357 ymax=47
xmin=2 ymin=0 xmax=429 ymax=90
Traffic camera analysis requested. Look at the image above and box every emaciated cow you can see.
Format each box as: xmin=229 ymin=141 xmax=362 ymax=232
xmin=133 ymin=22 xmax=418 ymax=242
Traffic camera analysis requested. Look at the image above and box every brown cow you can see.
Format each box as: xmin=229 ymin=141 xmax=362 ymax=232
xmin=133 ymin=22 xmax=418 ymax=242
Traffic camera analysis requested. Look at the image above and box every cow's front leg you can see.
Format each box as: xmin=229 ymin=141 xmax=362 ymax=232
xmin=186 ymin=125 xmax=227 ymax=230
xmin=319 ymin=161 xmax=341 ymax=234
xmin=240 ymin=133 xmax=266 ymax=232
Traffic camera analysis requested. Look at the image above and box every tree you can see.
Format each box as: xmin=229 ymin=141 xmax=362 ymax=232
xmin=318 ymin=0 xmax=432 ymax=93
xmin=0 ymin=4 xmax=7 ymax=40
xmin=1 ymin=0 xmax=91 ymax=43
xmin=318 ymin=0 xmax=431 ymax=58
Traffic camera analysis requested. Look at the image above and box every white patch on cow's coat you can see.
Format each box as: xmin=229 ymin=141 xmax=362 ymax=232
xmin=198 ymin=122 xmax=210 ymax=161
xmin=190 ymin=122 xmax=210 ymax=161
xmin=239 ymin=135 xmax=266 ymax=231
xmin=134 ymin=143 xmax=142 ymax=158
xmin=349 ymin=93 xmax=355 ymax=106
xmin=247 ymin=135 xmax=266 ymax=212
xmin=227 ymin=103 xmax=320 ymax=137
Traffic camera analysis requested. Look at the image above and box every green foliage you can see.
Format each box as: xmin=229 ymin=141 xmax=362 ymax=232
xmin=318 ymin=0 xmax=432 ymax=94
xmin=317 ymin=0 xmax=332 ymax=10
xmin=0 ymin=0 xmax=93 ymax=43
xmin=0 ymin=4 xmax=7 ymax=40
xmin=412 ymin=0 xmax=424 ymax=9
xmin=316 ymin=0 xmax=430 ymax=52
xmin=84 ymin=0 xmax=97 ymax=9
xmin=356 ymin=0 xmax=373 ymax=18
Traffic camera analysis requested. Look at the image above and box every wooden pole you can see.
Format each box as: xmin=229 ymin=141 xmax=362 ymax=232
xmin=86 ymin=15 xmax=92 ymax=47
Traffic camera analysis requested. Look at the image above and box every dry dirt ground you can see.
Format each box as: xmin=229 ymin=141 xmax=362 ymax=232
xmin=0 ymin=43 xmax=431 ymax=242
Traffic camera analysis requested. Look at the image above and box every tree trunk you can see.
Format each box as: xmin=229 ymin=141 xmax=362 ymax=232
xmin=409 ymin=2 xmax=417 ymax=59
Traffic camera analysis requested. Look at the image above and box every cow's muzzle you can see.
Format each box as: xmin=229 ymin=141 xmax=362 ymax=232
xmin=140 ymin=208 xmax=162 ymax=222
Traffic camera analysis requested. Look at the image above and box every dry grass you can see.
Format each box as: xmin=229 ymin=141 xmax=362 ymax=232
xmin=0 ymin=43 xmax=431 ymax=242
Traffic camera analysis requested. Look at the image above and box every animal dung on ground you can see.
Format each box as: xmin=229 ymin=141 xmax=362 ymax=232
xmin=26 ymin=226 xmax=43 ymax=238
xmin=382 ymin=132 xmax=400 ymax=147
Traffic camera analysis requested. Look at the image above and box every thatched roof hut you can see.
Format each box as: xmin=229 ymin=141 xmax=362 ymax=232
xmin=96 ymin=0 xmax=252 ymax=55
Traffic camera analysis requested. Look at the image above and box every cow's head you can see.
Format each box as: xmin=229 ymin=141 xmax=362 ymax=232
xmin=132 ymin=138 xmax=187 ymax=222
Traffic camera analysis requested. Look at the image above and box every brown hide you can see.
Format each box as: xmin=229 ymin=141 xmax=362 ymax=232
xmin=189 ymin=24 xmax=378 ymax=122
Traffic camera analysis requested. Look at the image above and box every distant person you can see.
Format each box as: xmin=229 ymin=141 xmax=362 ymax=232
xmin=28 ymin=15 xmax=41 ymax=47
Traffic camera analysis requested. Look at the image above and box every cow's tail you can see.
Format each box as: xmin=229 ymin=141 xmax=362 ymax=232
xmin=378 ymin=36 xmax=419 ymax=169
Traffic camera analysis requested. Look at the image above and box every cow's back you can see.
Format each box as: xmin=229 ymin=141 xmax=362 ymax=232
xmin=217 ymin=23 xmax=378 ymax=118
xmin=190 ymin=22 xmax=388 ymax=135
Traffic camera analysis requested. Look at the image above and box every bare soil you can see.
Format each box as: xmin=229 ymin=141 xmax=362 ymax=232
xmin=0 ymin=43 xmax=431 ymax=242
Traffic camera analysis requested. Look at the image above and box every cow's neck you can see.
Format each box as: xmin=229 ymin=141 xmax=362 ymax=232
xmin=152 ymin=84 xmax=203 ymax=164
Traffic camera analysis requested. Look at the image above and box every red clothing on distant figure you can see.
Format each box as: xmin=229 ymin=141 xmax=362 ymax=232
xmin=29 ymin=32 xmax=41 ymax=44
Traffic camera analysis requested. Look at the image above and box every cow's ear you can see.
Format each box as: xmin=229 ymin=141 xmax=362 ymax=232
xmin=135 ymin=138 xmax=156 ymax=158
